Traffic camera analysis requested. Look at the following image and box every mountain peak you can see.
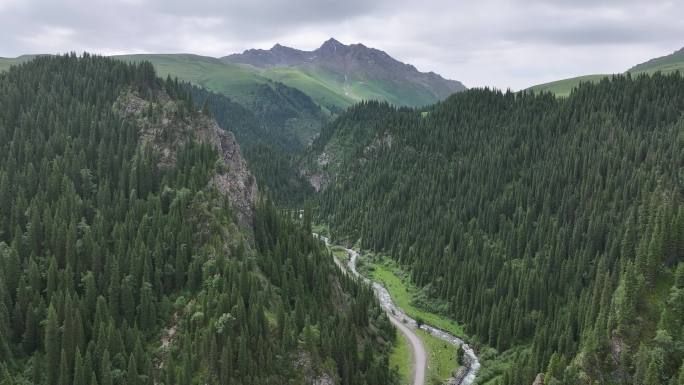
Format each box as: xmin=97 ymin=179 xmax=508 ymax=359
xmin=320 ymin=38 xmax=346 ymax=50
xmin=221 ymin=39 xmax=466 ymax=106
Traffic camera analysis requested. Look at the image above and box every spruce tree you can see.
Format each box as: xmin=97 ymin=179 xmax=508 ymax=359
xmin=45 ymin=305 xmax=61 ymax=385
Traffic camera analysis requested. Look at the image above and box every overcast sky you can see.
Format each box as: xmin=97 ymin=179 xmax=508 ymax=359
xmin=1 ymin=0 xmax=683 ymax=90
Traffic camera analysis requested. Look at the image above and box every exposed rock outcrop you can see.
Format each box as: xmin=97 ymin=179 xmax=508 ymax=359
xmin=294 ymin=351 xmax=337 ymax=385
xmin=610 ymin=329 xmax=630 ymax=383
xmin=363 ymin=132 xmax=393 ymax=156
xmin=448 ymin=366 xmax=468 ymax=385
xmin=205 ymin=129 xmax=257 ymax=227
xmin=532 ymin=373 xmax=545 ymax=385
xmin=300 ymin=151 xmax=332 ymax=192
xmin=114 ymin=90 xmax=258 ymax=227
xmin=302 ymin=171 xmax=330 ymax=192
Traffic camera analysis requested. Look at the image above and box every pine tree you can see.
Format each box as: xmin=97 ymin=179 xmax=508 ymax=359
xmin=58 ymin=349 xmax=70 ymax=385
xmin=644 ymin=349 xmax=664 ymax=385
xmin=99 ymin=350 xmax=112 ymax=385
xmin=137 ymin=283 xmax=156 ymax=332
xmin=0 ymin=363 xmax=14 ymax=385
xmin=45 ymin=305 xmax=61 ymax=385
xmin=126 ymin=353 xmax=138 ymax=385
xmin=73 ymin=348 xmax=86 ymax=385
xmin=676 ymin=361 xmax=684 ymax=385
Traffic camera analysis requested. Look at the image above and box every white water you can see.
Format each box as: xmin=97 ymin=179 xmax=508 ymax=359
xmin=317 ymin=235 xmax=480 ymax=385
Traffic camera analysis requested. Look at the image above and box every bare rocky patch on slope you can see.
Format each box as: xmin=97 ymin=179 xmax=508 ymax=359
xmin=114 ymin=89 xmax=258 ymax=226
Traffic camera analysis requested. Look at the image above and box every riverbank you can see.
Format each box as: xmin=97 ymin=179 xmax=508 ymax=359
xmin=316 ymin=233 xmax=480 ymax=385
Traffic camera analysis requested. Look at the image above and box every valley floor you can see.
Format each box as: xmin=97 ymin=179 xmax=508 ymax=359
xmin=321 ymin=235 xmax=478 ymax=385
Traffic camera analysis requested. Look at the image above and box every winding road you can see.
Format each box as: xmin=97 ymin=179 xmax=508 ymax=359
xmin=319 ymin=235 xmax=480 ymax=385
xmin=389 ymin=310 xmax=427 ymax=385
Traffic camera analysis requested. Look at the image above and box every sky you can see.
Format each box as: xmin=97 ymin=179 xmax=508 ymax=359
xmin=1 ymin=0 xmax=683 ymax=90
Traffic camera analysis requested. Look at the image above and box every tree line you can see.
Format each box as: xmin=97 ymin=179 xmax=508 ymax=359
xmin=315 ymin=73 xmax=684 ymax=384
xmin=0 ymin=54 xmax=396 ymax=385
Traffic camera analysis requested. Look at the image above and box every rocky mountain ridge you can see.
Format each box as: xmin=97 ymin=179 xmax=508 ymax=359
xmin=114 ymin=89 xmax=258 ymax=226
xmin=224 ymin=38 xmax=466 ymax=106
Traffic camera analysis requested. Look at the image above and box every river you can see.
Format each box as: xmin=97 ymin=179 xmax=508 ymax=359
xmin=317 ymin=235 xmax=481 ymax=385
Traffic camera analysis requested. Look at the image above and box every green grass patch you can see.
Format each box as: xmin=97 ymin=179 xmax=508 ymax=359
xmin=0 ymin=56 xmax=40 ymax=73
xmin=114 ymin=54 xmax=269 ymax=105
xmin=629 ymin=48 xmax=684 ymax=75
xmin=390 ymin=331 xmax=412 ymax=385
xmin=527 ymin=74 xmax=610 ymax=97
xmin=418 ymin=329 xmax=460 ymax=383
xmin=390 ymin=324 xmax=461 ymax=385
xmin=331 ymin=246 xmax=350 ymax=264
xmin=263 ymin=66 xmax=354 ymax=109
xmin=312 ymin=223 xmax=330 ymax=238
xmin=364 ymin=254 xmax=464 ymax=337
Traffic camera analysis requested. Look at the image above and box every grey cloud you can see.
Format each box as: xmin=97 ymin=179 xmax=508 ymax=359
xmin=508 ymin=22 xmax=677 ymax=46
xmin=0 ymin=0 xmax=683 ymax=90
xmin=148 ymin=0 xmax=393 ymax=24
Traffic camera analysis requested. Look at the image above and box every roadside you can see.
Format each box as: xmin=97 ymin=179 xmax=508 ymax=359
xmin=316 ymin=233 xmax=480 ymax=385
xmin=361 ymin=252 xmax=464 ymax=337
xmin=358 ymin=253 xmax=462 ymax=384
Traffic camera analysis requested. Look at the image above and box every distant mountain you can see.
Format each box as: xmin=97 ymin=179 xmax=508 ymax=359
xmin=528 ymin=45 xmax=684 ymax=97
xmin=2 ymin=42 xmax=464 ymax=139
xmin=628 ymin=46 xmax=684 ymax=74
xmin=224 ymin=38 xmax=466 ymax=108
xmin=0 ymin=55 xmax=43 ymax=72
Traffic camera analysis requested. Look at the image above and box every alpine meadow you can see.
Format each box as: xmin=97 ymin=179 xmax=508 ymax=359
xmin=0 ymin=2 xmax=683 ymax=385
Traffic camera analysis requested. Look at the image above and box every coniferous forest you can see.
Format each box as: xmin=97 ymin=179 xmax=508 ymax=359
xmin=0 ymin=54 xmax=396 ymax=385
xmin=185 ymin=85 xmax=315 ymax=204
xmin=0 ymin=48 xmax=683 ymax=385
xmin=311 ymin=74 xmax=684 ymax=384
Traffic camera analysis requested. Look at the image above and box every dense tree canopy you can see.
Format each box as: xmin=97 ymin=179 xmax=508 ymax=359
xmin=186 ymin=85 xmax=315 ymax=204
xmin=0 ymin=54 xmax=395 ymax=385
xmin=313 ymin=73 xmax=684 ymax=384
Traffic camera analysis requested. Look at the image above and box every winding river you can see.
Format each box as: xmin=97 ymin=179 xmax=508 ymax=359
xmin=318 ymin=235 xmax=481 ymax=385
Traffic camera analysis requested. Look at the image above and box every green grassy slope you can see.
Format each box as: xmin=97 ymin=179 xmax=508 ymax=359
xmin=114 ymin=54 xmax=270 ymax=104
xmin=262 ymin=66 xmax=355 ymax=110
xmin=4 ymin=53 xmax=456 ymax=111
xmin=629 ymin=47 xmax=684 ymax=74
xmin=117 ymin=54 xmax=331 ymax=149
xmin=116 ymin=54 xmax=452 ymax=110
xmin=0 ymin=55 xmax=40 ymax=72
xmin=265 ymin=64 xmax=450 ymax=109
xmin=527 ymin=74 xmax=610 ymax=97
xmin=114 ymin=54 xmax=374 ymax=111
xmin=389 ymin=331 xmax=412 ymax=385
xmin=527 ymin=47 xmax=684 ymax=97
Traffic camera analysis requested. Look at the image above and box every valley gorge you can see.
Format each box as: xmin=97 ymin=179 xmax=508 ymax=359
xmin=0 ymin=37 xmax=683 ymax=385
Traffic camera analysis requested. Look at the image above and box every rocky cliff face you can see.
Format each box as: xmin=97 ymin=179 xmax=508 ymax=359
xmin=531 ymin=373 xmax=544 ymax=385
xmin=204 ymin=129 xmax=258 ymax=227
xmin=114 ymin=90 xmax=258 ymax=227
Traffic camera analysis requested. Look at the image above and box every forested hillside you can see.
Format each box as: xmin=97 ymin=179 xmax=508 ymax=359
xmin=310 ymin=73 xmax=684 ymax=384
xmin=185 ymin=85 xmax=314 ymax=204
xmin=0 ymin=54 xmax=396 ymax=385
